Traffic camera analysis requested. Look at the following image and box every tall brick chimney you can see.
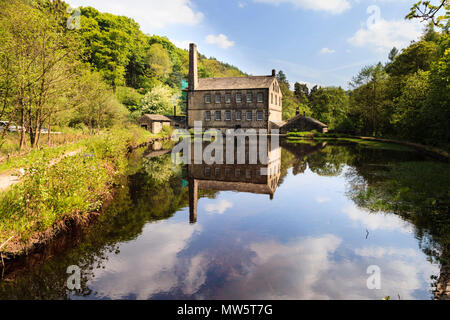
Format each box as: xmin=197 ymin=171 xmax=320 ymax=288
xmin=189 ymin=43 xmax=198 ymax=91
xmin=272 ymin=69 xmax=276 ymax=77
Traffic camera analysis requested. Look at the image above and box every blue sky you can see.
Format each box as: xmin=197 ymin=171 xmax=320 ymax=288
xmin=66 ymin=0 xmax=430 ymax=88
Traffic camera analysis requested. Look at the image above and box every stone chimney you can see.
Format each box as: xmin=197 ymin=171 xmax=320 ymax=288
xmin=189 ymin=43 xmax=198 ymax=91
xmin=272 ymin=69 xmax=276 ymax=77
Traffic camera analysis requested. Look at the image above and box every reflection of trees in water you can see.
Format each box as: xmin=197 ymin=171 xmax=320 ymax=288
xmin=1 ymin=143 xmax=448 ymax=299
xmin=0 ymin=153 xmax=189 ymax=299
xmin=304 ymin=142 xmax=449 ymax=298
xmin=281 ymin=140 xmax=449 ymax=298
xmin=346 ymin=160 xmax=450 ymax=299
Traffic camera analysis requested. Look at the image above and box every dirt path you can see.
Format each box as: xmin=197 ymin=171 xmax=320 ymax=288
xmin=0 ymin=148 xmax=83 ymax=192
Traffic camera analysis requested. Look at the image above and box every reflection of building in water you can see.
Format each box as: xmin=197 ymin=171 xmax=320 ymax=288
xmin=187 ymin=140 xmax=281 ymax=223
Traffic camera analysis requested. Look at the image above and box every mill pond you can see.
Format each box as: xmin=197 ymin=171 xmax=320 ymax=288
xmin=0 ymin=138 xmax=449 ymax=300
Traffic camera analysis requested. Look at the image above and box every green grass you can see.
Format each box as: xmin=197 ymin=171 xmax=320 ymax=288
xmin=0 ymin=126 xmax=162 ymax=248
xmin=286 ymin=131 xmax=415 ymax=152
xmin=0 ymin=140 xmax=87 ymax=174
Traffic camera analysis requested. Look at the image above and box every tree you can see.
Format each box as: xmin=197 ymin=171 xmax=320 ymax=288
xmin=294 ymin=82 xmax=309 ymax=104
xmin=276 ymin=70 xmax=288 ymax=86
xmin=140 ymin=84 xmax=176 ymax=115
xmin=309 ymin=87 xmax=350 ymax=131
xmin=147 ymin=43 xmax=173 ymax=81
xmin=71 ymin=71 xmax=127 ymax=133
xmin=385 ymin=41 xmax=438 ymax=76
xmin=388 ymin=47 xmax=399 ymax=62
xmin=349 ymin=63 xmax=389 ymax=136
xmin=406 ymin=0 xmax=449 ymax=30
xmin=0 ymin=0 xmax=81 ymax=148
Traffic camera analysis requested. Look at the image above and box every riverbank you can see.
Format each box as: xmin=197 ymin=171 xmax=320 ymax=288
xmin=286 ymin=132 xmax=450 ymax=162
xmin=0 ymin=126 xmax=171 ymax=263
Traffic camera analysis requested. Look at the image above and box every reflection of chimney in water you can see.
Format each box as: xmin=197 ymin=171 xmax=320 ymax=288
xmin=188 ymin=178 xmax=198 ymax=224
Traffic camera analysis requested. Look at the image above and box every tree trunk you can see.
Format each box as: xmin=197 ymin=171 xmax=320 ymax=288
xmin=19 ymin=108 xmax=25 ymax=150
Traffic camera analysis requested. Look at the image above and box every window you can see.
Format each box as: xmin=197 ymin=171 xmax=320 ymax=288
xmin=246 ymin=111 xmax=252 ymax=121
xmin=215 ymin=168 xmax=221 ymax=176
xmin=215 ymin=111 xmax=222 ymax=121
xmin=235 ymin=111 xmax=242 ymax=121
xmin=215 ymin=93 xmax=221 ymax=104
xmin=204 ymin=94 xmax=211 ymax=104
xmin=246 ymin=169 xmax=251 ymax=179
xmin=246 ymin=93 xmax=252 ymax=103
xmin=236 ymin=93 xmax=242 ymax=103
xmin=225 ymin=110 xmax=231 ymax=121
xmin=257 ymin=93 xmax=263 ymax=103
xmin=205 ymin=111 xmax=211 ymax=121
xmin=257 ymin=111 xmax=263 ymax=121
xmin=235 ymin=169 xmax=241 ymax=177
xmin=225 ymin=93 xmax=231 ymax=103
xmin=271 ymin=93 xmax=274 ymax=104
xmin=204 ymin=167 xmax=211 ymax=176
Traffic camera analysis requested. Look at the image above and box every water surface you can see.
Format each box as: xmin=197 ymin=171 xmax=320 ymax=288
xmin=1 ymin=139 xmax=449 ymax=300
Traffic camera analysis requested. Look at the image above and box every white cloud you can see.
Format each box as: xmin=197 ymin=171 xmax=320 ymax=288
xmin=171 ymin=39 xmax=192 ymax=50
xmin=205 ymin=34 xmax=235 ymax=49
xmin=66 ymin=0 xmax=204 ymax=30
xmin=253 ymin=0 xmax=351 ymax=14
xmin=238 ymin=1 xmax=247 ymax=8
xmin=204 ymin=199 xmax=234 ymax=214
xmin=320 ymin=47 xmax=336 ymax=54
xmin=348 ymin=18 xmax=424 ymax=53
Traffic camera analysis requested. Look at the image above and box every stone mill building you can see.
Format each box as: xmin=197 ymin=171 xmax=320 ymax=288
xmin=186 ymin=43 xmax=283 ymax=131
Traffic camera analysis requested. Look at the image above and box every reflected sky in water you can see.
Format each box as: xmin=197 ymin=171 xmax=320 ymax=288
xmin=71 ymin=146 xmax=439 ymax=300
xmin=1 ymin=141 xmax=446 ymax=300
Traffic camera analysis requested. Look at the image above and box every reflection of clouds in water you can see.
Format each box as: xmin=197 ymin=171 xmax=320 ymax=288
xmin=342 ymin=206 xmax=414 ymax=233
xmin=215 ymin=235 xmax=342 ymax=299
xmin=353 ymin=246 xmax=438 ymax=299
xmin=204 ymin=199 xmax=233 ymax=214
xmin=214 ymin=236 xmax=437 ymax=300
xmin=182 ymin=253 xmax=209 ymax=295
xmin=85 ymin=223 xmax=436 ymax=300
xmin=86 ymin=221 xmax=202 ymax=299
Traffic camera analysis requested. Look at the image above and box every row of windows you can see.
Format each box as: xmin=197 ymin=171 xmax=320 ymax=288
xmin=204 ymin=167 xmax=264 ymax=179
xmin=202 ymin=166 xmax=281 ymax=180
xmin=204 ymin=92 xmax=269 ymax=104
xmin=205 ymin=110 xmax=264 ymax=121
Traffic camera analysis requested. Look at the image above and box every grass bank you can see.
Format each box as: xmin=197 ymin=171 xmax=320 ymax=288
xmin=0 ymin=126 xmax=168 ymax=257
xmin=286 ymin=131 xmax=450 ymax=159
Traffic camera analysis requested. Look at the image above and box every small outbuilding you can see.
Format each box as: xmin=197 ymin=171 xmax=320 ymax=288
xmin=137 ymin=114 xmax=188 ymax=134
xmin=280 ymin=114 xmax=328 ymax=134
